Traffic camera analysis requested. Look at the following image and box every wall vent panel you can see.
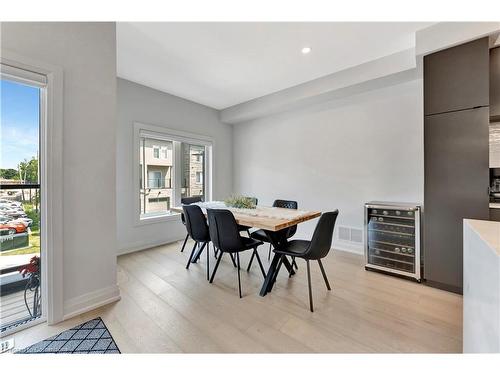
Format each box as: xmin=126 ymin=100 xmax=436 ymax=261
xmin=338 ymin=226 xmax=363 ymax=243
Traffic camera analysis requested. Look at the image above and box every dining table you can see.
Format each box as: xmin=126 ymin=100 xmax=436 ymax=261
xmin=170 ymin=201 xmax=321 ymax=296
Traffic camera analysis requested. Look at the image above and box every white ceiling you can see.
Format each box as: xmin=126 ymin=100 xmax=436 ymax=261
xmin=117 ymin=22 xmax=433 ymax=109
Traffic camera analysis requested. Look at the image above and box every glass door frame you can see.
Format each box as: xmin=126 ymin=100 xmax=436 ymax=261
xmin=1 ymin=53 xmax=64 ymax=336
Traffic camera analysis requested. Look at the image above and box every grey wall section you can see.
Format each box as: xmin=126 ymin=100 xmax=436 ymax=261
xmin=1 ymin=23 xmax=118 ymax=313
xmin=232 ymin=79 xmax=424 ymax=254
xmin=116 ymin=78 xmax=233 ymax=253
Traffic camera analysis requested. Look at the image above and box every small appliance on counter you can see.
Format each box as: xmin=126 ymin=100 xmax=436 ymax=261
xmin=364 ymin=201 xmax=422 ymax=282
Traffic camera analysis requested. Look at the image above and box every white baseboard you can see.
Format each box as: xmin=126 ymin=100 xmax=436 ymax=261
xmin=62 ymin=284 xmax=121 ymax=321
xmin=333 ymin=241 xmax=364 ymax=255
xmin=117 ymin=236 xmax=184 ymax=256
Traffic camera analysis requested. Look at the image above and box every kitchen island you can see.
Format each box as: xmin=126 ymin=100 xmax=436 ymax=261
xmin=463 ymin=219 xmax=500 ymax=352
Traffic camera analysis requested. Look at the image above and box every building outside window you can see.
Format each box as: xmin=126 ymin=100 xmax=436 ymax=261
xmin=181 ymin=144 xmax=205 ymax=200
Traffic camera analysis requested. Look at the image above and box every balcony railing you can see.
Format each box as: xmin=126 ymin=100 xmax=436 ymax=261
xmin=146 ymin=178 xmax=172 ymax=189
xmin=0 ymin=184 xmax=42 ymax=332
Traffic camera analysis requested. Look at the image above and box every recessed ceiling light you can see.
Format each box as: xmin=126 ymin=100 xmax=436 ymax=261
xmin=301 ymin=47 xmax=312 ymax=54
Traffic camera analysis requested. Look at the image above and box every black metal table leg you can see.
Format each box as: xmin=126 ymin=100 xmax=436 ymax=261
xmin=259 ymin=228 xmax=295 ymax=296
xmin=259 ymin=252 xmax=281 ymax=296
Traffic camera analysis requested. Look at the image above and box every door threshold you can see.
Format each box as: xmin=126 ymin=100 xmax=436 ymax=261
xmin=0 ymin=316 xmax=46 ymax=339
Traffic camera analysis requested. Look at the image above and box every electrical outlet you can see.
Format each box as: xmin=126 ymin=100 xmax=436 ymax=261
xmin=0 ymin=338 xmax=15 ymax=353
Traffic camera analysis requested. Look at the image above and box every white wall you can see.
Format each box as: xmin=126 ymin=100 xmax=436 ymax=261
xmin=232 ymin=79 xmax=424 ymax=253
xmin=116 ymin=78 xmax=233 ymax=254
xmin=1 ymin=22 xmax=119 ymax=318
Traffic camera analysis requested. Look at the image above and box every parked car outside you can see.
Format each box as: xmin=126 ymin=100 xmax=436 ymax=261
xmin=10 ymin=217 xmax=33 ymax=227
xmin=0 ymin=207 xmax=26 ymax=218
xmin=0 ymin=222 xmax=26 ymax=235
xmin=0 ymin=202 xmax=22 ymax=209
xmin=0 ymin=214 xmax=13 ymax=224
xmin=0 ymin=199 xmax=22 ymax=207
xmin=0 ymin=206 xmax=24 ymax=215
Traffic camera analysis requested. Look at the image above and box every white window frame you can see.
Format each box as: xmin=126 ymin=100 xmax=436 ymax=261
xmin=1 ymin=52 xmax=64 ymax=331
xmin=133 ymin=122 xmax=213 ymax=226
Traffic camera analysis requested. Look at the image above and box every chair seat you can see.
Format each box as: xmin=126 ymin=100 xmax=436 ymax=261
xmin=237 ymin=224 xmax=251 ymax=231
xmin=236 ymin=237 xmax=263 ymax=251
xmin=273 ymin=239 xmax=310 ymax=257
xmin=249 ymin=229 xmax=270 ymax=243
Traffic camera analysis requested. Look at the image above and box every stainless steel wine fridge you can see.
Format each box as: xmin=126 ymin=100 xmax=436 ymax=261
xmin=364 ymin=201 xmax=422 ymax=282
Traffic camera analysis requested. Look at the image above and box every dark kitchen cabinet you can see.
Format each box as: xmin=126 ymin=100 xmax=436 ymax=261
xmin=424 ymin=107 xmax=490 ymax=293
xmin=424 ymin=37 xmax=489 ymax=116
xmin=491 ymin=47 xmax=500 ymax=121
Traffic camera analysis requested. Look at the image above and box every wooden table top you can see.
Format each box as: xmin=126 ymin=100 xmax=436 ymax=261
xmin=171 ymin=203 xmax=321 ymax=232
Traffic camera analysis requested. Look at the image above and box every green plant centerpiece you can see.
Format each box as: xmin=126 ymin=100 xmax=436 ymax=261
xmin=224 ymin=195 xmax=258 ymax=209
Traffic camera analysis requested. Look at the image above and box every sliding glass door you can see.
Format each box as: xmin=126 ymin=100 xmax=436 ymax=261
xmin=0 ymin=66 xmax=45 ymax=333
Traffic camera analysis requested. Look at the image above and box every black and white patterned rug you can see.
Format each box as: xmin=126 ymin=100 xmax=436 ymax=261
xmin=15 ymin=317 xmax=121 ymax=354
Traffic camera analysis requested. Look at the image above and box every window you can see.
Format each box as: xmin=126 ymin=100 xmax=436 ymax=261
xmin=136 ymin=123 xmax=212 ymax=222
xmin=148 ymin=171 xmax=163 ymax=188
xmin=140 ymin=137 xmax=173 ymax=218
xmin=182 ymin=144 xmax=206 ymax=200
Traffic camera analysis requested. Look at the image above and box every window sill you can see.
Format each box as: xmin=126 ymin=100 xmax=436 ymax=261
xmin=135 ymin=212 xmax=181 ymax=227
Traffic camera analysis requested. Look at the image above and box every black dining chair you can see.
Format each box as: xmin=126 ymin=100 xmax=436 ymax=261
xmin=272 ymin=210 xmax=339 ymax=312
xmin=237 ymin=197 xmax=258 ymax=236
xmin=249 ymin=199 xmax=298 ymax=270
xmin=180 ymin=196 xmax=202 ymax=252
xmin=207 ymin=209 xmax=266 ymax=298
xmin=183 ymin=204 xmax=211 ymax=280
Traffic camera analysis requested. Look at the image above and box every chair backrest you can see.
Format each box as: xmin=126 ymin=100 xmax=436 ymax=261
xmin=273 ymin=199 xmax=298 ymax=238
xmin=183 ymin=204 xmax=210 ymax=242
xmin=181 ymin=196 xmax=202 ymax=205
xmin=207 ymin=209 xmax=243 ymax=252
xmin=305 ymin=210 xmax=339 ymax=260
xmin=180 ymin=196 xmax=203 ymax=225
xmin=273 ymin=199 xmax=297 ymax=210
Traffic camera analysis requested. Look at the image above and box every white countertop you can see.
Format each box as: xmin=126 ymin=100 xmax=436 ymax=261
xmin=464 ymin=219 xmax=500 ymax=256
xmin=463 ymin=219 xmax=500 ymax=352
xmin=490 ymin=203 xmax=500 ymax=209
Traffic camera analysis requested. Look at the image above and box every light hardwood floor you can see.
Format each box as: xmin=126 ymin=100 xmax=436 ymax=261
xmin=6 ymin=240 xmax=463 ymax=353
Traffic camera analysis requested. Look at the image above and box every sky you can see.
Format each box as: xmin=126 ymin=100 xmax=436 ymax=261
xmin=0 ymin=79 xmax=40 ymax=170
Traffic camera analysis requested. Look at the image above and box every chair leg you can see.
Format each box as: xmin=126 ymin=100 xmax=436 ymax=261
xmin=214 ymin=248 xmax=219 ymax=258
xmin=206 ymin=242 xmax=210 ymax=281
xmin=210 ymin=251 xmax=223 ymax=283
xmin=317 ymin=259 xmax=331 ymax=290
xmin=253 ymin=248 xmax=267 ymax=278
xmin=268 ymin=243 xmax=272 ymax=261
xmin=292 ymin=256 xmax=298 ymax=270
xmin=180 ymin=233 xmax=189 ymax=252
xmin=306 ymin=260 xmax=314 ymax=312
xmin=186 ymin=242 xmax=198 ymax=269
xmin=236 ymin=252 xmax=242 ymax=298
xmin=193 ymin=242 xmax=207 ymax=263
xmin=246 ymin=249 xmax=255 ymax=272
xmin=230 ymin=253 xmax=237 ymax=267
xmin=246 ymin=229 xmax=251 ymax=237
